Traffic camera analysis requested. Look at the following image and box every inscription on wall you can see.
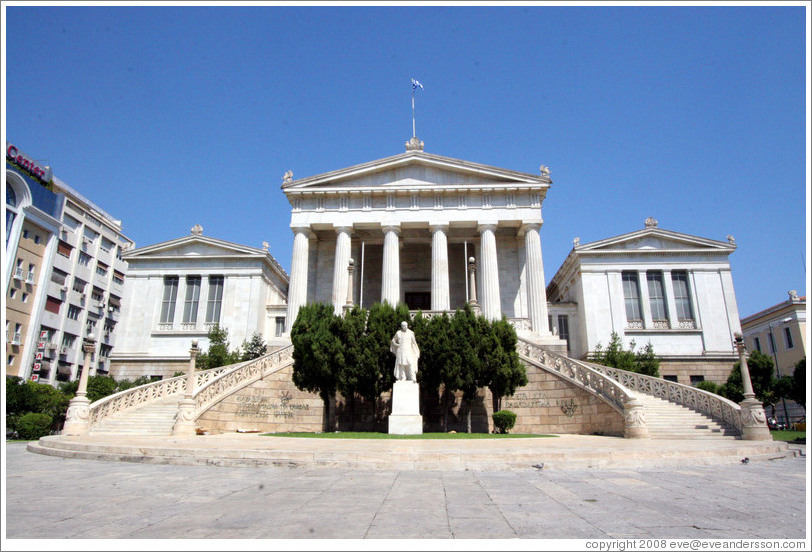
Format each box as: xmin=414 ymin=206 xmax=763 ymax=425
xmin=235 ymin=392 xmax=311 ymax=420
xmin=503 ymin=391 xmax=550 ymax=410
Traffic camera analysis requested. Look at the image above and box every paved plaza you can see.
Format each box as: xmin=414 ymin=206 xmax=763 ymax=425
xmin=3 ymin=441 xmax=808 ymax=541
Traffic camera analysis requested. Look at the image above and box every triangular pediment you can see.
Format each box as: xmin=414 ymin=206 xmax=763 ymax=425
xmin=577 ymin=227 xmax=736 ymax=254
xmin=124 ymin=235 xmax=268 ymax=260
xmin=282 ymin=150 xmax=548 ymax=191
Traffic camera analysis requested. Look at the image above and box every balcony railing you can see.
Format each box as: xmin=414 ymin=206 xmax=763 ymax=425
xmin=155 ymin=322 xmax=219 ymax=333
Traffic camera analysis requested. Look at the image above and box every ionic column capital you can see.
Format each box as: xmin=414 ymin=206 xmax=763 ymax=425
xmin=382 ymin=224 xmax=401 ymax=235
xmin=477 ymin=222 xmax=499 ymax=234
xmin=429 ymin=222 xmax=450 ymax=233
xmin=290 ymin=225 xmax=313 ymax=238
xmin=334 ymin=225 xmax=353 ymax=235
xmin=519 ymin=220 xmax=543 ymax=235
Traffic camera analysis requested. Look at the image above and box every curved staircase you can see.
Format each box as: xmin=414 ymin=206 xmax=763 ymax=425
xmin=88 ymin=398 xmax=181 ymax=436
xmin=636 ymin=394 xmax=739 ymax=440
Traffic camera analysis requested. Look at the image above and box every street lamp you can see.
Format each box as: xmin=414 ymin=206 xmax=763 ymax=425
xmin=733 ymin=332 xmax=771 ymax=440
xmin=768 ymin=317 xmax=793 ymax=426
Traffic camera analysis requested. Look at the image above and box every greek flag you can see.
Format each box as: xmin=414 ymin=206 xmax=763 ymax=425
xmin=411 ymin=78 xmax=424 ymax=91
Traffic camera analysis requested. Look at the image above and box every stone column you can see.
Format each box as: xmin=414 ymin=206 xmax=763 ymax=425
xmin=173 ymin=340 xmax=199 ymax=436
xmin=62 ymin=334 xmax=97 ymax=435
xmin=623 ymin=397 xmax=649 ymax=439
xmin=331 ymin=226 xmax=352 ymax=315
xmin=477 ymin=223 xmax=502 ymax=320
xmin=381 ymin=224 xmax=401 ymax=306
xmin=521 ymin=222 xmax=550 ymax=334
xmin=430 ymin=224 xmax=450 ymax=311
xmin=343 ymin=258 xmax=355 ymax=313
xmin=734 ymin=332 xmax=771 ymax=440
xmin=285 ymin=226 xmax=311 ymax=333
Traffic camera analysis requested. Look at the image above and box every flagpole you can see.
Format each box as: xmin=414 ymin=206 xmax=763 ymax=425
xmin=412 ymin=90 xmax=416 ymax=138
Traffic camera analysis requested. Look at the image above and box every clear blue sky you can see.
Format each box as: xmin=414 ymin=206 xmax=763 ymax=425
xmin=3 ymin=3 xmax=809 ymax=319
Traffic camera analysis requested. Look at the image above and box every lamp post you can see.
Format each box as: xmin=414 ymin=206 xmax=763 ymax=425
xmin=767 ymin=317 xmax=793 ymax=426
xmin=62 ymin=333 xmax=97 ymax=435
xmin=173 ymin=339 xmax=200 ymax=436
xmin=733 ymin=332 xmax=771 ymax=440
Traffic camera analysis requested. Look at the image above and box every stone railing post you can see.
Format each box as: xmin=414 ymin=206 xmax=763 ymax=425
xmin=173 ymin=339 xmax=200 ymax=436
xmin=343 ymin=258 xmax=355 ymax=314
xmin=62 ymin=334 xmax=97 ymax=435
xmin=623 ymin=397 xmax=649 ymax=438
xmin=734 ymin=332 xmax=771 ymax=440
xmin=467 ymin=256 xmax=482 ymax=315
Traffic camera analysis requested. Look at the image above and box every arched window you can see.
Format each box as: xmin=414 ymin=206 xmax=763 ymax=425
xmin=7 ymin=184 xmax=17 ymax=207
xmin=6 ymin=179 xmax=19 ymax=244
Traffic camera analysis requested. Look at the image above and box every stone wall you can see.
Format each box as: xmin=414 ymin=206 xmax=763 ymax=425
xmin=657 ymin=358 xmax=737 ymax=386
xmin=194 ymin=358 xmax=625 ymax=436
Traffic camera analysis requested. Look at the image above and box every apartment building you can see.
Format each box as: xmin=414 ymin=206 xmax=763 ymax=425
xmin=6 ymin=142 xmax=134 ymax=384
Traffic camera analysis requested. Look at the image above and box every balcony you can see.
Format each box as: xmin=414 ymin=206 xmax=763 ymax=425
xmin=8 ymin=331 xmax=23 ymax=345
xmin=25 ymin=271 xmax=36 ymax=284
xmin=13 ymin=267 xmax=23 ymax=280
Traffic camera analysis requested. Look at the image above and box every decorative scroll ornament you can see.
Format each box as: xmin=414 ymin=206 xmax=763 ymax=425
xmin=624 ymin=405 xmax=647 ymax=427
xmin=741 ymin=404 xmax=767 ymax=427
xmin=644 ymin=217 xmax=658 ymax=228
xmin=283 ymin=170 xmax=293 ymax=183
xmin=560 ymin=399 xmax=577 ymax=418
xmin=65 ymin=403 xmax=90 ymax=422
xmin=191 ymin=224 xmax=203 ymax=236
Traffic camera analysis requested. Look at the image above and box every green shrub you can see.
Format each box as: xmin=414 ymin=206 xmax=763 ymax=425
xmin=492 ymin=410 xmax=517 ymax=434
xmin=695 ymin=380 xmax=721 ymax=395
xmin=17 ymin=412 xmax=53 ymax=440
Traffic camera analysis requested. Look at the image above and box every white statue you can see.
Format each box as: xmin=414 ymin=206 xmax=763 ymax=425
xmin=390 ymin=321 xmax=420 ymax=382
xmin=283 ymin=170 xmax=293 ymax=183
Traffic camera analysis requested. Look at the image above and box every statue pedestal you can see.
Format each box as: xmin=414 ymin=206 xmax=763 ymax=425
xmin=388 ymin=380 xmax=423 ymax=435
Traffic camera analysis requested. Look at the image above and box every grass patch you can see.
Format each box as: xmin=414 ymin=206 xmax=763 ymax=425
xmin=261 ymin=431 xmax=556 ymax=440
xmin=770 ymin=430 xmax=805 ymax=443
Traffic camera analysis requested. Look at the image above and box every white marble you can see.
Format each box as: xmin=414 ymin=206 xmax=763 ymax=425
xmin=388 ymin=380 xmax=423 ymax=435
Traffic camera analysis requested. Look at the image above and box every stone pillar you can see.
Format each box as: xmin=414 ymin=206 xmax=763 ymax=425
xmin=381 ymin=224 xmax=401 ymax=306
xmin=173 ymin=340 xmax=200 ymax=437
xmin=734 ymin=332 xmax=771 ymax=440
xmin=430 ymin=224 xmax=450 ymax=311
xmin=331 ymin=226 xmax=352 ymax=315
xmin=467 ymin=256 xmax=482 ymax=315
xmin=477 ymin=223 xmax=502 ymax=320
xmin=343 ymin=258 xmax=355 ymax=313
xmin=623 ymin=397 xmax=649 ymax=438
xmin=62 ymin=335 xmax=97 ymax=435
xmin=521 ymin=222 xmax=550 ymax=335
xmin=285 ymin=226 xmax=311 ymax=333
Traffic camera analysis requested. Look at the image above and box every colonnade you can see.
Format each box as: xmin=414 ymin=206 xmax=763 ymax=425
xmin=285 ymin=223 xmax=550 ymax=334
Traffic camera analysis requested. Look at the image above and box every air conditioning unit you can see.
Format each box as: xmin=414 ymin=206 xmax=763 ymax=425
xmin=47 ymin=343 xmax=58 ymax=350
xmin=108 ymin=307 xmax=115 ymax=313
xmin=61 ymin=285 xmax=69 ymax=292
xmin=96 ymin=301 xmax=105 ymax=309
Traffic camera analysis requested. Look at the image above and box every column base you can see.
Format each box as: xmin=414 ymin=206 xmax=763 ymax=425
xmin=739 ymin=397 xmax=772 ymax=441
xmin=62 ymin=396 xmax=92 ymax=436
xmin=172 ymin=398 xmax=197 ymax=437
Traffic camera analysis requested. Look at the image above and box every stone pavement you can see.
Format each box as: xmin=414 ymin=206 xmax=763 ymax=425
xmin=3 ymin=441 xmax=807 ymax=541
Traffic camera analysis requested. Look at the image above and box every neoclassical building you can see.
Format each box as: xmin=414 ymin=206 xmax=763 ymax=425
xmin=546 ymin=218 xmax=743 ymax=385
xmin=282 ymin=139 xmax=565 ymax=349
xmin=109 ymin=226 xmax=289 ymax=379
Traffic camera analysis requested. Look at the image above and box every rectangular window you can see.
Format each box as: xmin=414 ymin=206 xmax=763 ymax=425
xmin=182 ymin=276 xmax=201 ymax=324
xmin=61 ymin=333 xmax=77 ymax=349
xmin=63 ymin=214 xmax=80 ymax=231
xmin=67 ymin=305 xmax=81 ymax=320
xmin=50 ymin=269 xmax=68 ymax=285
xmin=95 ymin=262 xmax=108 ymax=276
xmin=73 ymin=278 xmax=87 ymax=293
xmin=647 ymin=272 xmax=668 ymax=321
xmin=57 ymin=240 xmax=73 ymax=258
xmin=753 ymin=336 xmax=761 ymax=352
xmin=113 ymin=271 xmax=125 ymax=285
xmin=690 ymin=375 xmax=705 ymax=386
xmin=205 ymin=276 xmax=224 ymax=323
xmin=78 ymin=252 xmax=91 ymax=266
xmin=100 ymin=237 xmax=114 ymax=252
xmin=671 ymin=271 xmax=694 ymax=321
xmin=557 ymin=315 xmax=570 ymax=350
xmin=663 ymin=375 xmax=678 ymax=383
xmin=91 ymin=287 xmax=104 ymax=302
xmin=45 ymin=296 xmax=62 ymax=314
xmin=160 ymin=277 xmax=179 ymax=324
xmin=275 ymin=317 xmax=285 ymax=337
xmin=622 ymin=272 xmax=642 ymax=322
xmin=784 ymin=327 xmax=794 ymax=350
xmin=768 ymin=332 xmax=777 ymax=354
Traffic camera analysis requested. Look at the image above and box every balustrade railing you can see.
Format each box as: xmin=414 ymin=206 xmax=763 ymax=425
xmin=582 ymin=359 xmax=742 ymax=431
xmin=516 ymin=337 xmax=635 ymax=414
xmin=194 ymin=345 xmax=294 ymax=415
xmin=86 ymin=364 xmax=234 ymax=427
